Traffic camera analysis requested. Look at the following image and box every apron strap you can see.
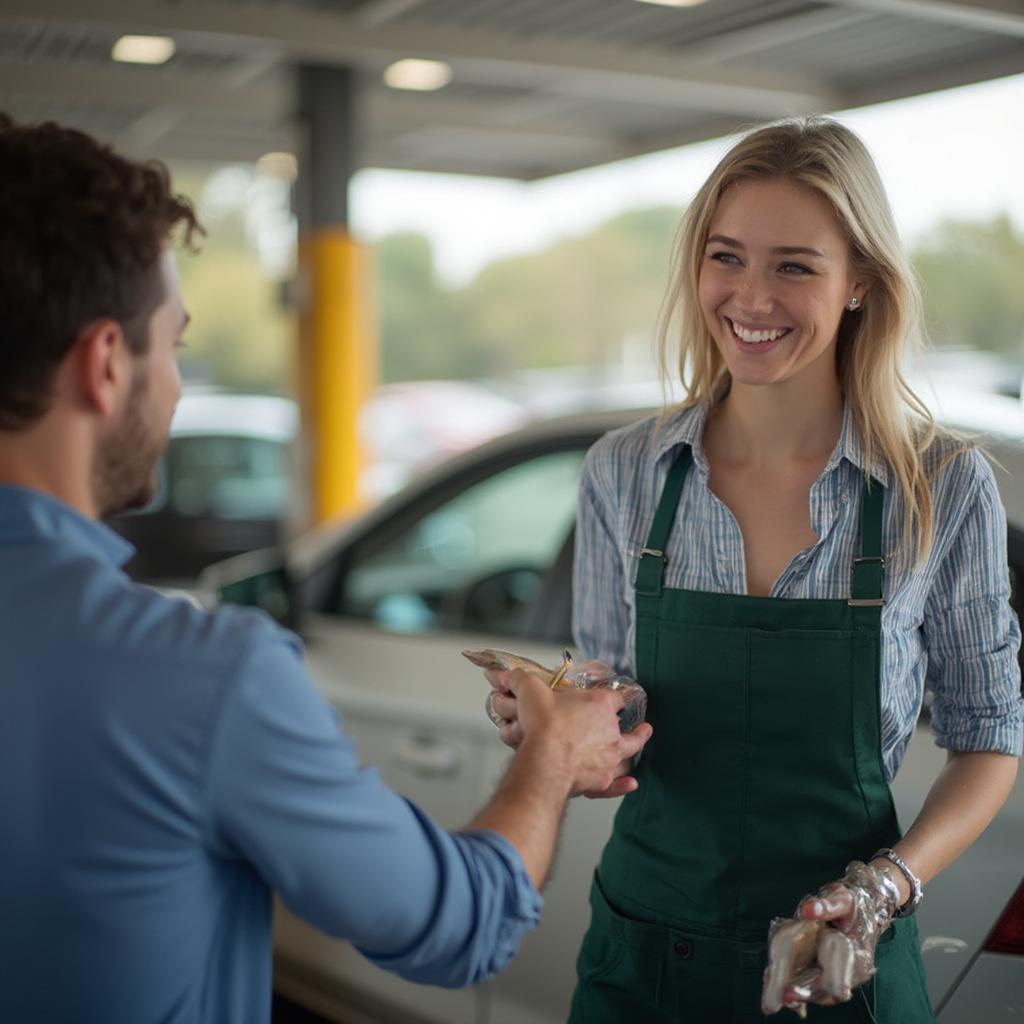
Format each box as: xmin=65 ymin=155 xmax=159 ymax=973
xmin=636 ymin=446 xmax=692 ymax=598
xmin=849 ymin=476 xmax=885 ymax=607
xmin=635 ymin=445 xmax=886 ymax=606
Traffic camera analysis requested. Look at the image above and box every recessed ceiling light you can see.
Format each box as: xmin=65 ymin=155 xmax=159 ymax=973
xmin=256 ymin=151 xmax=299 ymax=182
xmin=633 ymin=0 xmax=709 ymax=7
xmin=382 ymin=58 xmax=452 ymax=92
xmin=111 ymin=34 xmax=176 ymax=65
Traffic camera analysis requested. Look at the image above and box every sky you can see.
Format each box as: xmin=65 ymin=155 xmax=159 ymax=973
xmin=347 ymin=70 xmax=1024 ymax=288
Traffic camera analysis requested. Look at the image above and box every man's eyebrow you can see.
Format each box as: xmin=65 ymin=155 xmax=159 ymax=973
xmin=706 ymin=234 xmax=826 ymax=258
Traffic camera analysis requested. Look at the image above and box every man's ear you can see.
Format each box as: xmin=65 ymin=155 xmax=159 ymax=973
xmin=73 ymin=319 xmax=131 ymax=418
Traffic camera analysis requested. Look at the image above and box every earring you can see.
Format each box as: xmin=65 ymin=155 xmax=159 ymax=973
xmin=846 ymin=297 xmax=861 ymax=311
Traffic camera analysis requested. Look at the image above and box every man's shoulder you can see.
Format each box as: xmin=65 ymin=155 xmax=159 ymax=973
xmin=115 ymin=578 xmax=299 ymax=671
xmin=46 ymin=551 xmax=300 ymax=675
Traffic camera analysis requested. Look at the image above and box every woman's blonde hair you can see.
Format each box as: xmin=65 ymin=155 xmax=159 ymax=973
xmin=660 ymin=115 xmax=948 ymax=564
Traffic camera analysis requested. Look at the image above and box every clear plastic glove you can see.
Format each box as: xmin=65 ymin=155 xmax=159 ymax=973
xmin=761 ymin=860 xmax=897 ymax=1018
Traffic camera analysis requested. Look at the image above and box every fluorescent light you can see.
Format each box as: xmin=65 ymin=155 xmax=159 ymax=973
xmin=633 ymin=0 xmax=709 ymax=7
xmin=111 ymin=34 xmax=176 ymax=65
xmin=256 ymin=152 xmax=298 ymax=182
xmin=383 ymin=58 xmax=452 ymax=92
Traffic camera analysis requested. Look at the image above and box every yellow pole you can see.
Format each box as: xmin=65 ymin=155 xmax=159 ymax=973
xmin=297 ymin=228 xmax=375 ymax=525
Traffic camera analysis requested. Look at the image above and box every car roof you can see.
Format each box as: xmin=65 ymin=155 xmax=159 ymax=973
xmin=170 ymin=391 xmax=298 ymax=443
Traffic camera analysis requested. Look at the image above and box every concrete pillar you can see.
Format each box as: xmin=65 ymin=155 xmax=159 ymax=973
xmin=295 ymin=64 xmax=376 ymax=525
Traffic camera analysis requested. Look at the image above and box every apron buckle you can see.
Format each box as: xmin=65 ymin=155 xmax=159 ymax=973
xmin=638 ymin=547 xmax=666 ymax=562
xmin=849 ymin=555 xmax=885 ymax=607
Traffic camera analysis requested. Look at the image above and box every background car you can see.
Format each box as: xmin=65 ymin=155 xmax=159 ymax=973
xmin=203 ymin=396 xmax=1024 ymax=1024
xmin=107 ymin=390 xmax=298 ymax=583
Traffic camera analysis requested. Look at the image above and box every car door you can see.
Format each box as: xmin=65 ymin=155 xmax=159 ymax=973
xmin=274 ymin=436 xmax=616 ymax=1024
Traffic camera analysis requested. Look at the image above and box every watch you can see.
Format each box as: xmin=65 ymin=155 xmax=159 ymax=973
xmin=872 ymin=847 xmax=924 ymax=917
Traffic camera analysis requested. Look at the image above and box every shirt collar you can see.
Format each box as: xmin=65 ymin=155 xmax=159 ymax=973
xmin=0 ymin=485 xmax=136 ymax=567
xmin=651 ymin=397 xmax=889 ymax=484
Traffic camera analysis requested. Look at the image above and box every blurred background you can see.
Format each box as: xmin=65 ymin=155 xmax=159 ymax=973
xmin=109 ymin=67 xmax=1024 ymax=584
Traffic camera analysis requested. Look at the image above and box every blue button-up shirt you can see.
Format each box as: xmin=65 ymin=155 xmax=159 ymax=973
xmin=574 ymin=403 xmax=1023 ymax=780
xmin=0 ymin=486 xmax=540 ymax=1023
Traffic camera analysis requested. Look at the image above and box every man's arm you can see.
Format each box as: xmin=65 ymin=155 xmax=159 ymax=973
xmin=203 ymin=628 xmax=649 ymax=987
xmin=469 ymin=668 xmax=651 ymax=888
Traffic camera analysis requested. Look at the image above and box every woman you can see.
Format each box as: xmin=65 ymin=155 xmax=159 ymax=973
xmin=486 ymin=117 xmax=1022 ymax=1021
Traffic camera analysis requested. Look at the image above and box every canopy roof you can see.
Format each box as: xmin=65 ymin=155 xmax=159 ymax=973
xmin=1 ymin=0 xmax=1022 ymax=178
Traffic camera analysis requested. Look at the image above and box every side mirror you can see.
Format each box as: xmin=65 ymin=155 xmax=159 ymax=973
xmin=197 ymin=546 xmax=300 ymax=632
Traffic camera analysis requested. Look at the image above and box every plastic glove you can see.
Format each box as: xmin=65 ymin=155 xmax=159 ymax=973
xmin=762 ymin=860 xmax=897 ymax=1018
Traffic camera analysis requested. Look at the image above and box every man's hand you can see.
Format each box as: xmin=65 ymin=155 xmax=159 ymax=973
xmin=500 ymin=668 xmax=651 ymax=798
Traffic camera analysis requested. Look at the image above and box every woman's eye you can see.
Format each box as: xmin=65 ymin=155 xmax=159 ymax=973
xmin=709 ymin=251 xmax=740 ymax=265
xmin=781 ymin=262 xmax=812 ymax=275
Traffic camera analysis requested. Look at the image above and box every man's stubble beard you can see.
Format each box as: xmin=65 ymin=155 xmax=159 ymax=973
xmin=93 ymin=363 xmax=168 ymax=518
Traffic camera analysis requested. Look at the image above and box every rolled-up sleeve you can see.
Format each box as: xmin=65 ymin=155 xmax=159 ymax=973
xmin=202 ymin=631 xmax=542 ymax=988
xmin=923 ymin=455 xmax=1024 ymax=756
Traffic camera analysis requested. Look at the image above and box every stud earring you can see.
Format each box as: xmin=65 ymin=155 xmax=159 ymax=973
xmin=846 ymin=297 xmax=861 ymax=311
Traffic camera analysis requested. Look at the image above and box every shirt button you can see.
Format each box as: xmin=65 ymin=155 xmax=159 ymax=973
xmin=673 ymin=939 xmax=693 ymax=959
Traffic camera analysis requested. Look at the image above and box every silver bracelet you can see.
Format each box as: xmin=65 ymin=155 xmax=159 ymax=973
xmin=871 ymin=847 xmax=923 ymax=917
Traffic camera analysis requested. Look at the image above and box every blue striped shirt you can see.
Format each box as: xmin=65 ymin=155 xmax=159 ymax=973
xmin=573 ymin=401 xmax=1024 ymax=780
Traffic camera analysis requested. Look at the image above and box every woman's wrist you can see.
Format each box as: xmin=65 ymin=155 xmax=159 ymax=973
xmin=870 ymin=848 xmax=924 ymax=916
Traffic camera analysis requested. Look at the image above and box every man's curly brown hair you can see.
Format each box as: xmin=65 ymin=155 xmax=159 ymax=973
xmin=0 ymin=113 xmax=203 ymax=429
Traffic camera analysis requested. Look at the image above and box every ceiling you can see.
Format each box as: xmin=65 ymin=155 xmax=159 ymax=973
xmin=0 ymin=0 xmax=1022 ymax=179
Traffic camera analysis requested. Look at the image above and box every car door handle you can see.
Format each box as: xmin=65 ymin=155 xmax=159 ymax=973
xmin=389 ymin=735 xmax=462 ymax=778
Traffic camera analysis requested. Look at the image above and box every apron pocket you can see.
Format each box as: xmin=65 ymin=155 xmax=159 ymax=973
xmin=572 ymin=874 xmax=667 ymax=1016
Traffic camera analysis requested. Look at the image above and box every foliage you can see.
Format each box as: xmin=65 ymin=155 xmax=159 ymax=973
xmin=170 ymin=166 xmax=293 ymax=393
xmin=912 ymin=214 xmax=1024 ymax=360
xmin=455 ymin=206 xmax=681 ymax=376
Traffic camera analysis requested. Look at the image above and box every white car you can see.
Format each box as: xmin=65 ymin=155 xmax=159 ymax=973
xmin=204 ymin=396 xmax=1024 ymax=1024
xmin=108 ymin=390 xmax=298 ymax=583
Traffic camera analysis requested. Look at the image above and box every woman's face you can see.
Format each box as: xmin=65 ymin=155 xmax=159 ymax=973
xmin=697 ymin=177 xmax=865 ymax=394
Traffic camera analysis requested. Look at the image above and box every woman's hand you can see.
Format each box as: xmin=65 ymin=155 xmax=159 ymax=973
xmin=485 ymin=660 xmax=644 ymax=798
xmin=763 ymin=862 xmax=895 ymax=1015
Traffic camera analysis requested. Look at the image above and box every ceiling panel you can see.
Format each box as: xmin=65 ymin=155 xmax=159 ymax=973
xmin=0 ymin=0 xmax=1021 ymax=177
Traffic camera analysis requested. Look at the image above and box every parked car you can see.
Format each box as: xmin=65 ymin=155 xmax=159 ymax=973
xmin=202 ymin=395 xmax=1024 ymax=1024
xmin=107 ymin=391 xmax=298 ymax=583
xmin=358 ymin=379 xmax=528 ymax=502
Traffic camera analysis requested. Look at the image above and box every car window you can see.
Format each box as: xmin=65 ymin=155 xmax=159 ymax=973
xmin=335 ymin=448 xmax=586 ymax=635
xmin=165 ymin=435 xmax=289 ymax=520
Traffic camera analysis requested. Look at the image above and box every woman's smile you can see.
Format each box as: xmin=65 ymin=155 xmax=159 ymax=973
xmin=725 ymin=317 xmax=794 ymax=352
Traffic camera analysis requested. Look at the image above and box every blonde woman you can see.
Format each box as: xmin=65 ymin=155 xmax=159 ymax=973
xmin=487 ymin=118 xmax=1022 ymax=1021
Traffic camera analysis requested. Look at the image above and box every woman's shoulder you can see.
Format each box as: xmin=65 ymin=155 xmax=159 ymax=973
xmin=919 ymin=427 xmax=1004 ymax=532
xmin=921 ymin=426 xmax=992 ymax=489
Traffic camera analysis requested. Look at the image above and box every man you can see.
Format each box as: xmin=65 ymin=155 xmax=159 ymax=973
xmin=0 ymin=115 xmax=652 ymax=1023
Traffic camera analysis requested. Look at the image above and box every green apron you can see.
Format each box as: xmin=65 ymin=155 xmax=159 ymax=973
xmin=569 ymin=445 xmax=934 ymax=1023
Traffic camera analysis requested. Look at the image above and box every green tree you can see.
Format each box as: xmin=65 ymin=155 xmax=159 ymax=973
xmin=456 ymin=206 xmax=681 ymax=374
xmin=170 ymin=164 xmax=293 ymax=393
xmin=374 ymin=232 xmax=495 ymax=381
xmin=912 ymin=214 xmax=1024 ymax=360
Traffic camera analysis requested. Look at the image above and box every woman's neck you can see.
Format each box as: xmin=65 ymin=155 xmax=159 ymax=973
xmin=705 ymin=378 xmax=844 ymax=469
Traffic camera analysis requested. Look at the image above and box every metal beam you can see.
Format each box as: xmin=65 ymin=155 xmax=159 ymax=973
xmin=678 ymin=8 xmax=876 ymax=64
xmin=4 ymin=0 xmax=837 ymax=116
xmin=353 ymin=0 xmax=429 ymax=29
xmin=841 ymin=42 xmax=1024 ymax=106
xmin=0 ymin=61 xmax=285 ymax=119
xmin=824 ymin=0 xmax=1024 ymax=37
